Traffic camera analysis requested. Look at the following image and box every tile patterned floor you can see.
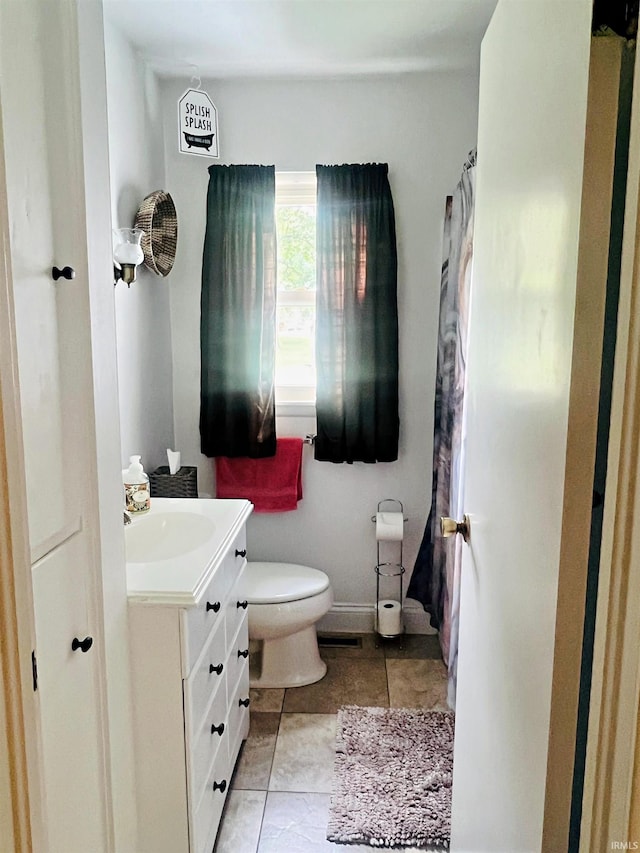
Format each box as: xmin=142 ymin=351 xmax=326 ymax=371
xmin=214 ymin=633 xmax=449 ymax=852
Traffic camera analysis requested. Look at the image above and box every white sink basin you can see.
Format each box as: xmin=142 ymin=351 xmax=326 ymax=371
xmin=126 ymin=498 xmax=253 ymax=606
xmin=125 ymin=511 xmax=216 ymax=563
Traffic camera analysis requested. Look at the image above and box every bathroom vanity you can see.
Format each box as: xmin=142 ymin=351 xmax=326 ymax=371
xmin=126 ymin=498 xmax=253 ymax=853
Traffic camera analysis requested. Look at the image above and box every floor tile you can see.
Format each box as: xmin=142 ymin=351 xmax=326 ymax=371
xmin=250 ymin=687 xmax=284 ymax=713
xmin=317 ymin=632 xmax=384 ymax=659
xmin=268 ymin=713 xmax=336 ymax=793
xmin=232 ymin=712 xmax=281 ymax=791
xmin=216 ymin=789 xmax=266 ymax=853
xmin=386 ymin=658 xmax=449 ymax=710
xmin=257 ymin=792 xmax=373 ymax=853
xmin=282 ymin=658 xmax=389 ymax=713
xmin=216 ymin=634 xmax=452 ymax=853
xmin=383 ymin=632 xmax=443 ymax=660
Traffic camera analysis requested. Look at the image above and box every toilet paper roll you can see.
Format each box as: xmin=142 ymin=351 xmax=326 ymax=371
xmin=375 ymin=512 xmax=404 ymax=542
xmin=377 ymin=599 xmax=403 ymax=635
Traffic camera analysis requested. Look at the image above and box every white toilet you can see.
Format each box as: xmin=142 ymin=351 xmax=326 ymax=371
xmin=241 ymin=561 xmax=333 ymax=688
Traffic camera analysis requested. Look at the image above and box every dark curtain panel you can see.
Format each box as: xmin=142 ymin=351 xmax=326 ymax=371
xmin=200 ymin=164 xmax=277 ymax=458
xmin=315 ymin=163 xmax=399 ymax=464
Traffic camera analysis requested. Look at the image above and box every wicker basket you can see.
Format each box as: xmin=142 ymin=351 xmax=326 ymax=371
xmin=149 ymin=466 xmax=198 ymax=499
xmin=134 ymin=190 xmax=178 ymax=277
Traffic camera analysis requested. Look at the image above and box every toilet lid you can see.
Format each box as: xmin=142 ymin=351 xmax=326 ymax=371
xmin=243 ymin=562 xmax=330 ymax=604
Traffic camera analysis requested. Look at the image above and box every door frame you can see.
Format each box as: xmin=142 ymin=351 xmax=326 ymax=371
xmin=580 ymin=39 xmax=640 ymax=852
xmin=0 ymin=81 xmax=45 ymax=853
xmin=538 ymin=35 xmax=627 ymax=852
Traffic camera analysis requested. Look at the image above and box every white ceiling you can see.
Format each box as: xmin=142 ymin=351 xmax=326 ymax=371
xmin=103 ymin=0 xmax=497 ymax=78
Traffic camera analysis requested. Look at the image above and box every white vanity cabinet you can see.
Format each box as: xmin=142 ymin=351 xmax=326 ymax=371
xmin=126 ymin=499 xmax=253 ymax=853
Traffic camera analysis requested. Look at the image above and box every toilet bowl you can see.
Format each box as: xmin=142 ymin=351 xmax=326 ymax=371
xmin=241 ymin=561 xmax=333 ymax=688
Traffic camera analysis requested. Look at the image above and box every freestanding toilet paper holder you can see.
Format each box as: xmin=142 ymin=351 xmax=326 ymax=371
xmin=372 ymin=498 xmax=407 ymax=643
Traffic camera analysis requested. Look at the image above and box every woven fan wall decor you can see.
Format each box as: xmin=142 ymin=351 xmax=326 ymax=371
xmin=134 ymin=190 xmax=178 ymax=277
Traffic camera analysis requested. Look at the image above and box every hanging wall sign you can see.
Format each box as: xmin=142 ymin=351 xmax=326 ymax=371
xmin=178 ymin=88 xmax=219 ymax=158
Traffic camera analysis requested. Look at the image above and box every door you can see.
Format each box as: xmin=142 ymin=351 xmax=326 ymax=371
xmin=450 ymin=2 xmax=611 ymax=851
xmin=0 ymin=1 xmax=109 ymax=850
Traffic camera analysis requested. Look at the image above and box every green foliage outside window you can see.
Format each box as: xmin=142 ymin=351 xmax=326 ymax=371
xmin=276 ymin=205 xmax=316 ymax=292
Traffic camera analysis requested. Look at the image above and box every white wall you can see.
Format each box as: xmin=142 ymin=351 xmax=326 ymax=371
xmin=161 ymin=72 xmax=479 ymax=627
xmin=104 ymin=22 xmax=174 ymax=472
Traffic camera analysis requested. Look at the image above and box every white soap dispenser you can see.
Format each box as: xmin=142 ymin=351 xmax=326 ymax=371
xmin=122 ymin=455 xmax=150 ymax=514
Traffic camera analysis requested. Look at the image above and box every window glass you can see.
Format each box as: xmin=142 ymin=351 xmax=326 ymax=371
xmin=275 ymin=173 xmax=316 ymax=404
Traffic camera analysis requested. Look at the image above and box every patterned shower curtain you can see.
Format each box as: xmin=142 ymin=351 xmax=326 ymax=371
xmin=407 ymin=151 xmax=476 ymax=709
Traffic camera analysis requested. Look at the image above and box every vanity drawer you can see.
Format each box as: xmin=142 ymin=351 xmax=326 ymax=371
xmin=192 ymin=747 xmax=230 ymax=853
xmin=225 ymin=529 xmax=249 ymax=648
xmin=225 ymin=611 xmax=249 ymax=700
xmin=225 ymin=560 xmax=249 ymax=651
xmin=184 ymin=614 xmax=226 ymax=740
xmin=182 ymin=563 xmax=232 ymax=675
xmin=227 ymin=659 xmax=250 ymax=767
xmin=188 ymin=678 xmax=228 ymax=809
xmin=230 ymin=525 xmax=247 ymax=558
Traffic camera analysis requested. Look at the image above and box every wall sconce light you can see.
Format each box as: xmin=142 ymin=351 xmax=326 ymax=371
xmin=113 ymin=228 xmax=145 ymax=287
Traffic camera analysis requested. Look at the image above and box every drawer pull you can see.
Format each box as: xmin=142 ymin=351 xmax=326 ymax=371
xmin=52 ymin=265 xmax=75 ymax=281
xmin=235 ymin=548 xmax=247 ymax=558
xmin=236 ymin=600 xmax=248 ymax=610
xmin=209 ymin=663 xmax=224 ymax=675
xmin=206 ymin=601 xmax=221 ymax=613
xmin=237 ymin=648 xmax=249 ymax=659
xmin=238 ymin=697 xmax=250 ymax=708
xmin=71 ymin=636 xmax=93 ymax=653
xmin=212 ymin=779 xmax=227 ymax=793
xmin=210 ymin=722 xmax=225 ymax=736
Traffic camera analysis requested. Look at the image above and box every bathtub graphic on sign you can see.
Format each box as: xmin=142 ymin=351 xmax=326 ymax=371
xmin=178 ymin=88 xmax=219 ymax=157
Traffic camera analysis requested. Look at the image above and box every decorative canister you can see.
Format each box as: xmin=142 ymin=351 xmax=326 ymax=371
xmin=122 ymin=455 xmax=151 ymax=514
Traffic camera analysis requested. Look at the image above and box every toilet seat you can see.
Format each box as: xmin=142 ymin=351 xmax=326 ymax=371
xmin=244 ymin=562 xmax=330 ymax=604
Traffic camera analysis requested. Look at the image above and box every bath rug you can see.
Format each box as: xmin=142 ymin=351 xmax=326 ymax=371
xmin=327 ymin=705 xmax=454 ymax=849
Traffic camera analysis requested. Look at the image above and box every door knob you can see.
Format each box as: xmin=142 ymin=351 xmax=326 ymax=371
xmin=440 ymin=515 xmax=470 ymax=543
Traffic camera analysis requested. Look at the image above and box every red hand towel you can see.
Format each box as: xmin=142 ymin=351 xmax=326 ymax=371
xmin=215 ymin=437 xmax=304 ymax=513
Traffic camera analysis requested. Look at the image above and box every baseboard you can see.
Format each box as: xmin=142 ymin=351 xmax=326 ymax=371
xmin=317 ymin=603 xmax=374 ymax=634
xmin=317 ymin=601 xmax=436 ymax=635
xmin=404 ymin=603 xmax=437 ymax=635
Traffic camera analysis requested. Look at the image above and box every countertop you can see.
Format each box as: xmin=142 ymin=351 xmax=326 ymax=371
xmin=125 ymin=497 xmax=253 ymax=607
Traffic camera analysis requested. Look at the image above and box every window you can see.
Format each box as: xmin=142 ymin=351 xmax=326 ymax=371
xmin=275 ymin=172 xmax=316 ymax=407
